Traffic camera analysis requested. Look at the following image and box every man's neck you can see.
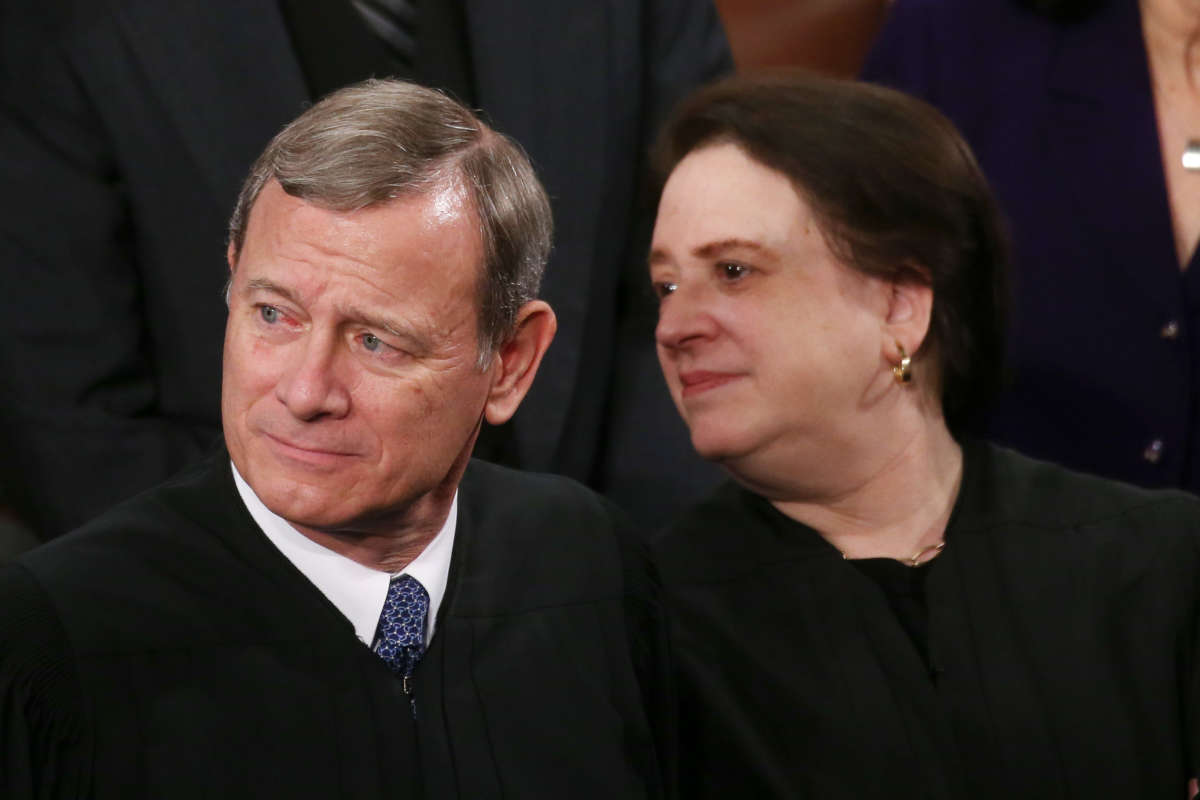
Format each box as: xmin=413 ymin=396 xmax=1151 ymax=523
xmin=293 ymin=494 xmax=453 ymax=574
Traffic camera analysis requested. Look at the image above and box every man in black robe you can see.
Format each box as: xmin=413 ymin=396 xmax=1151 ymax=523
xmin=0 ymin=80 xmax=669 ymax=799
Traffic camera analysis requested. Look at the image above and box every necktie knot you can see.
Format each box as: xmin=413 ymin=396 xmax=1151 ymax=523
xmin=372 ymin=574 xmax=429 ymax=682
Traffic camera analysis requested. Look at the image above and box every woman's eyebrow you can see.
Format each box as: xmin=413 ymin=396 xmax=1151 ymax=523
xmin=692 ymin=238 xmax=778 ymax=260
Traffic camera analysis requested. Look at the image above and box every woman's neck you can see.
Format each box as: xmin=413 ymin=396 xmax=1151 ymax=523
xmin=768 ymin=419 xmax=964 ymax=564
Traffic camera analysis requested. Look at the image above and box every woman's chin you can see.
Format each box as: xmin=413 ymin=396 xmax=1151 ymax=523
xmin=688 ymin=426 xmax=757 ymax=466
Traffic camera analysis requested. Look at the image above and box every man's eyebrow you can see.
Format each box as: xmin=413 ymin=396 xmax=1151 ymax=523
xmin=344 ymin=305 xmax=429 ymax=352
xmin=245 ymin=278 xmax=301 ymax=304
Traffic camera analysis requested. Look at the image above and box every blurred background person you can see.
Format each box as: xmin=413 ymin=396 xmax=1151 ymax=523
xmin=713 ymin=0 xmax=889 ymax=73
xmin=0 ymin=0 xmax=731 ymax=543
xmin=864 ymin=0 xmax=1200 ymax=493
xmin=649 ymin=73 xmax=1200 ymax=799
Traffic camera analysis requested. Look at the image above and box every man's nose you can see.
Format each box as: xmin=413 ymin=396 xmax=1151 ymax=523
xmin=655 ymin=283 xmax=717 ymax=352
xmin=275 ymin=333 xmax=351 ymax=421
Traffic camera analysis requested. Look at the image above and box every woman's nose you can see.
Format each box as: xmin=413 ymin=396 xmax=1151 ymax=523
xmin=655 ymin=282 xmax=718 ymax=352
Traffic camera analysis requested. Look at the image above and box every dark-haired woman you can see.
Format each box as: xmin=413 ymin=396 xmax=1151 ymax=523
xmin=864 ymin=0 xmax=1200 ymax=496
xmin=649 ymin=72 xmax=1200 ymax=799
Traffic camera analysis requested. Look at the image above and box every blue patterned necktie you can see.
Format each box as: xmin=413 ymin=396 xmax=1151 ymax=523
xmin=372 ymin=574 xmax=429 ymax=694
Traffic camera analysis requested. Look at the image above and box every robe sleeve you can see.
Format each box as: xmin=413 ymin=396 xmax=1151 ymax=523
xmin=0 ymin=564 xmax=89 ymax=799
xmin=1189 ymin=523 xmax=1200 ymax=783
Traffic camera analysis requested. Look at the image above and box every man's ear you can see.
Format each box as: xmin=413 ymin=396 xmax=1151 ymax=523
xmin=483 ymin=300 xmax=557 ymax=425
xmin=881 ymin=276 xmax=933 ymax=364
xmin=224 ymin=243 xmax=239 ymax=307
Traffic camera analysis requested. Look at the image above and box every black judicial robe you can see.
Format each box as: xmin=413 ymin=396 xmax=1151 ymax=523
xmin=0 ymin=454 xmax=670 ymax=798
xmin=653 ymin=441 xmax=1200 ymax=799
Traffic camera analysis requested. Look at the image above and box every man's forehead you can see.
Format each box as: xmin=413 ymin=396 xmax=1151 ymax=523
xmin=244 ymin=179 xmax=480 ymax=266
xmin=250 ymin=175 xmax=476 ymax=224
xmin=251 ymin=174 xmax=470 ymax=241
xmin=236 ymin=180 xmax=484 ymax=331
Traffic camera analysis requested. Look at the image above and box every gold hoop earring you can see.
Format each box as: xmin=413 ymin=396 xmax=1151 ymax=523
xmin=893 ymin=342 xmax=912 ymax=384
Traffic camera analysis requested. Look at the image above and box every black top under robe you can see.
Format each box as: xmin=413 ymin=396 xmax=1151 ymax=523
xmin=849 ymin=557 xmax=934 ymax=670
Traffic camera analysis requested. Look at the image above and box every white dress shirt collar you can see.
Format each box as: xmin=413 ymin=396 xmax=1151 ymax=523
xmin=231 ymin=462 xmax=456 ymax=646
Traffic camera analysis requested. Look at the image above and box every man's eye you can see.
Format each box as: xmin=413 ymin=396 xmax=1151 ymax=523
xmin=362 ymin=333 xmax=383 ymax=352
xmin=259 ymin=305 xmax=280 ymax=324
xmin=653 ymin=281 xmax=678 ymax=300
xmin=719 ymin=262 xmax=749 ymax=280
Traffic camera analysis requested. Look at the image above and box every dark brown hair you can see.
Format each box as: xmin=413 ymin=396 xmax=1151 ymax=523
xmin=654 ymin=71 xmax=1009 ymax=431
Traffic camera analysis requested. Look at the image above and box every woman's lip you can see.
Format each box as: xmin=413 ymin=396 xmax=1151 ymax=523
xmin=678 ymin=370 xmax=741 ymax=397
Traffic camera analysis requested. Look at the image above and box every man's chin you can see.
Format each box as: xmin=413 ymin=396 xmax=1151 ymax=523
xmin=250 ymin=477 xmax=356 ymax=530
xmin=271 ymin=505 xmax=345 ymax=534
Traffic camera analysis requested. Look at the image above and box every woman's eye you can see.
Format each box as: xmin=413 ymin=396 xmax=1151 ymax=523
xmin=259 ymin=305 xmax=280 ymax=324
xmin=719 ymin=262 xmax=749 ymax=280
xmin=653 ymin=281 xmax=678 ymax=300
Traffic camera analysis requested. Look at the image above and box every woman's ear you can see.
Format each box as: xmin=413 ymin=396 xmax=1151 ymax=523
xmin=882 ymin=273 xmax=933 ymax=361
xmin=482 ymin=300 xmax=557 ymax=425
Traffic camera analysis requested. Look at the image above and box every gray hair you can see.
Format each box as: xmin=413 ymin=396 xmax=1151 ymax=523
xmin=227 ymin=79 xmax=553 ymax=366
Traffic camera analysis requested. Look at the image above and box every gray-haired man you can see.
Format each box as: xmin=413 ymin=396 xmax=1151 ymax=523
xmin=0 ymin=80 xmax=669 ymax=799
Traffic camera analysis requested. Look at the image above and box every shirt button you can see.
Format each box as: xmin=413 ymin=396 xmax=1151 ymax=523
xmin=1161 ymin=320 xmax=1180 ymax=340
xmin=1143 ymin=439 xmax=1164 ymax=463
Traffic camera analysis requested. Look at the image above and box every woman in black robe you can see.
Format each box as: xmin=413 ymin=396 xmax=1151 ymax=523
xmin=647 ymin=72 xmax=1200 ymax=799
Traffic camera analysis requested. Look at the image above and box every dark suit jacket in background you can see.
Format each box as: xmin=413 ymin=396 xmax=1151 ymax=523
xmin=0 ymin=455 xmax=671 ymax=798
xmin=0 ymin=0 xmax=730 ymax=537
xmin=863 ymin=0 xmax=1200 ymax=491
